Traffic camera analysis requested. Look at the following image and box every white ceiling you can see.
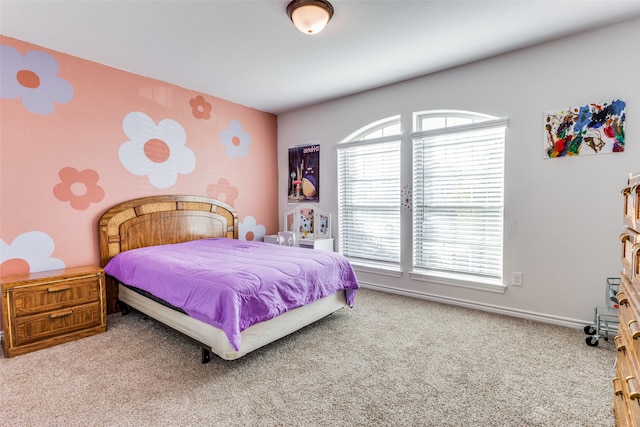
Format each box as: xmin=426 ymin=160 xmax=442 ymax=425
xmin=2 ymin=0 xmax=640 ymax=115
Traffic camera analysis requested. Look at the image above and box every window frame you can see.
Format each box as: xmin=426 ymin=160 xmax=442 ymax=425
xmin=336 ymin=116 xmax=402 ymax=273
xmin=335 ymin=111 xmax=508 ymax=293
xmin=410 ymin=113 xmax=508 ymax=293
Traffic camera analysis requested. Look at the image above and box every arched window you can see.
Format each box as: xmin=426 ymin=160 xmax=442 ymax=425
xmin=414 ymin=109 xmax=495 ymax=131
xmin=412 ymin=110 xmax=507 ymax=287
xmin=343 ymin=115 xmax=402 ymax=141
xmin=336 ymin=116 xmax=401 ymax=268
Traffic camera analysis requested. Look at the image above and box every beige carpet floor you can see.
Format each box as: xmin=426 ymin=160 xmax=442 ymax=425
xmin=0 ymin=288 xmax=615 ymax=426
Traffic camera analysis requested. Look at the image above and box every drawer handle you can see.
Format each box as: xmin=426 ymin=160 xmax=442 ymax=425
xmin=614 ymin=377 xmax=623 ymax=395
xmin=627 ymin=376 xmax=640 ymax=400
xmin=629 ymin=320 xmax=640 ymax=339
xmin=617 ymin=291 xmax=628 ymax=306
xmin=47 ymin=284 xmax=71 ymax=292
xmin=49 ymin=309 xmax=73 ymax=319
xmin=615 ymin=336 xmax=626 ymax=351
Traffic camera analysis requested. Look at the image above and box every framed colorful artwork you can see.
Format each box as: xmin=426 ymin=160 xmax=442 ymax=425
xmin=288 ymin=143 xmax=320 ymax=203
xmin=543 ymin=99 xmax=625 ymax=158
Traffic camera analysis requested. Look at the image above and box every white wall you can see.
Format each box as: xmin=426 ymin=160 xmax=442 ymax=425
xmin=277 ymin=18 xmax=640 ymax=327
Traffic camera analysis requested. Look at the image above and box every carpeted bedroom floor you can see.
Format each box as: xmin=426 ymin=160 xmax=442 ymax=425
xmin=0 ymin=288 xmax=615 ymax=426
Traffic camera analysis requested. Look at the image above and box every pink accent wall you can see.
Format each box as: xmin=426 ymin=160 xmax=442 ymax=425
xmin=0 ymin=36 xmax=278 ymax=331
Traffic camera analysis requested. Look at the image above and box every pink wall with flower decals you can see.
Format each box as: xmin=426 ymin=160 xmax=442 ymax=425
xmin=0 ymin=36 xmax=278 ymax=297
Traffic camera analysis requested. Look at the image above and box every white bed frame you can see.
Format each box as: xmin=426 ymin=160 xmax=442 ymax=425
xmin=98 ymin=195 xmax=348 ymax=362
xmin=118 ymin=285 xmax=346 ymax=361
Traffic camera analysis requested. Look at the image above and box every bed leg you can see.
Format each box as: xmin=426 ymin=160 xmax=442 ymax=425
xmin=202 ymin=348 xmax=211 ymax=364
xmin=118 ymin=301 xmax=131 ymax=315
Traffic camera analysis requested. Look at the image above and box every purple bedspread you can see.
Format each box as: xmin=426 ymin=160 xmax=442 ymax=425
xmin=104 ymin=238 xmax=359 ymax=350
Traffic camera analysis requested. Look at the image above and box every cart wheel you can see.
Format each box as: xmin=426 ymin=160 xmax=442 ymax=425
xmin=586 ymin=336 xmax=599 ymax=347
xmin=584 ymin=325 xmax=596 ymax=335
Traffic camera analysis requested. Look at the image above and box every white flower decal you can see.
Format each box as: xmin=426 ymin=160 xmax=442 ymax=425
xmin=220 ymin=119 xmax=251 ymax=158
xmin=119 ymin=111 xmax=196 ymax=189
xmin=0 ymin=44 xmax=73 ymax=115
xmin=239 ymin=216 xmax=266 ymax=241
xmin=0 ymin=231 xmax=65 ymax=275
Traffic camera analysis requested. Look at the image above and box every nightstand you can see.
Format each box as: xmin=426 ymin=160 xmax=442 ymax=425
xmin=1 ymin=265 xmax=107 ymax=358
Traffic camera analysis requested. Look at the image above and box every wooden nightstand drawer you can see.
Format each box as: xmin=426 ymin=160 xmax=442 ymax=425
xmin=623 ymin=185 xmax=640 ymax=231
xmin=616 ymin=344 xmax=640 ymax=427
xmin=617 ymin=173 xmax=640 ymax=426
xmin=11 ymin=275 xmax=101 ymax=316
xmin=12 ymin=301 xmax=103 ymax=346
xmin=1 ymin=266 xmax=107 ymax=358
xmin=621 ymin=229 xmax=639 ymax=283
xmin=614 ymin=391 xmax=632 ymax=427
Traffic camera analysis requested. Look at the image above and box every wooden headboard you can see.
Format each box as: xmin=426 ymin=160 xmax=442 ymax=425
xmin=98 ymin=195 xmax=238 ymax=313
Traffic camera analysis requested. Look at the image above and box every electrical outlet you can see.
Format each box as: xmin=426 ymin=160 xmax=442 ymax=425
xmin=512 ymin=272 xmax=523 ymax=286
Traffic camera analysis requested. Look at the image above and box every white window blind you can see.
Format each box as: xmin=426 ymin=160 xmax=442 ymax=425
xmin=412 ymin=120 xmax=506 ymax=283
xmin=337 ymin=138 xmax=401 ymax=266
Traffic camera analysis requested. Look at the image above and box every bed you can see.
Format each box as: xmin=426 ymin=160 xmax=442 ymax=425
xmin=98 ymin=195 xmax=358 ymax=362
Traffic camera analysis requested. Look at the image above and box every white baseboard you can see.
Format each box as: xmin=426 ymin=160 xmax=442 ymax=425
xmin=359 ymin=281 xmax=596 ymax=330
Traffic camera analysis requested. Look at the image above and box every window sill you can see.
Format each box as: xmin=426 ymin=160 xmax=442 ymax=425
xmin=409 ymin=270 xmax=507 ymax=294
xmin=348 ymin=260 xmax=403 ymax=278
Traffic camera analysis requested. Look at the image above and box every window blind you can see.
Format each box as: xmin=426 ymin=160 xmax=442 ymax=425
xmin=337 ymin=139 xmax=401 ymax=265
xmin=412 ymin=124 xmax=506 ymax=282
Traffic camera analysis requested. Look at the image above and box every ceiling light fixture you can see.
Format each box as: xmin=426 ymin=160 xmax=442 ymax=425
xmin=286 ymin=0 xmax=334 ymax=35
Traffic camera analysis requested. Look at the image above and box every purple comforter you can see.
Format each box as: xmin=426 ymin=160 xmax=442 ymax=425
xmin=104 ymin=238 xmax=359 ymax=350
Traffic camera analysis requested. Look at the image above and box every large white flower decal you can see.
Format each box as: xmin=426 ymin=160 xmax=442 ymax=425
xmin=0 ymin=44 xmax=73 ymax=115
xmin=119 ymin=111 xmax=196 ymax=189
xmin=239 ymin=216 xmax=266 ymax=241
xmin=0 ymin=231 xmax=65 ymax=276
xmin=220 ymin=119 xmax=251 ymax=158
